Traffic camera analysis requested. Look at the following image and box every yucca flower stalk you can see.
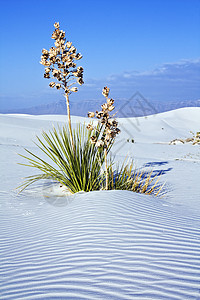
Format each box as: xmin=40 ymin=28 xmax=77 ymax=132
xmin=87 ymin=87 xmax=120 ymax=190
xmin=40 ymin=22 xmax=84 ymax=152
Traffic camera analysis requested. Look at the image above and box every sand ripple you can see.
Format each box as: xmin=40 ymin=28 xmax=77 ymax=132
xmin=0 ymin=190 xmax=200 ymax=299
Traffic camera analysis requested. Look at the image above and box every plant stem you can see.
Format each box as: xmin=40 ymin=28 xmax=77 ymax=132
xmin=104 ymin=148 xmax=108 ymax=190
xmin=65 ymin=93 xmax=75 ymax=153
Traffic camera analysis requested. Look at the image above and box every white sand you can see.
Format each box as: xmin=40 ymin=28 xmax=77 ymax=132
xmin=0 ymin=107 xmax=200 ymax=299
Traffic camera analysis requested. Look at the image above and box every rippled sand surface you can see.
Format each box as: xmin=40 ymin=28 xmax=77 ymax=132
xmin=0 ymin=108 xmax=200 ymax=299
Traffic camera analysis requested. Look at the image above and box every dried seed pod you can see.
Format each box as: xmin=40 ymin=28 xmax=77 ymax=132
xmin=77 ymin=66 xmax=83 ymax=73
xmin=40 ymin=59 xmax=51 ymax=66
xmin=108 ymin=105 xmax=115 ymax=111
xmin=70 ymin=46 xmax=76 ymax=53
xmin=55 ymin=83 xmax=61 ymax=89
xmin=101 ymin=103 xmax=108 ymax=111
xmin=76 ymin=53 xmax=83 ymax=60
xmin=88 ymin=112 xmax=95 ymax=118
xmin=42 ymin=49 xmax=49 ymax=56
xmin=63 ymin=70 xmax=69 ymax=77
xmin=54 ymin=22 xmax=60 ymax=29
xmin=66 ymin=41 xmax=72 ymax=48
xmin=96 ymin=140 xmax=104 ymax=147
xmin=102 ymin=86 xmax=110 ymax=98
xmin=86 ymin=124 xmax=94 ymax=131
xmin=49 ymin=82 xmax=56 ymax=88
xmin=44 ymin=73 xmax=50 ymax=78
xmin=96 ymin=111 xmax=104 ymax=119
xmin=77 ymin=78 xmax=84 ymax=85
xmin=107 ymin=98 xmax=114 ymax=105
xmin=45 ymin=67 xmax=51 ymax=73
xmin=70 ymin=87 xmax=78 ymax=92
xmin=90 ymin=136 xmax=97 ymax=144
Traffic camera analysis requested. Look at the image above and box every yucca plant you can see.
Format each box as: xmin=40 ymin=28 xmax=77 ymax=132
xmin=105 ymin=159 xmax=165 ymax=197
xmin=18 ymin=124 xmax=105 ymax=193
xmin=18 ymin=22 xmax=165 ymax=197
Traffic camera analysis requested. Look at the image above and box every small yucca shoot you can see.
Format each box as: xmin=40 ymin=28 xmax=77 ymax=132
xmin=87 ymin=87 xmax=120 ymax=190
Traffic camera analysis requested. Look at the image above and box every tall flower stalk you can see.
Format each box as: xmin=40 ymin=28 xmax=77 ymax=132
xmin=40 ymin=22 xmax=84 ymax=152
xmin=87 ymin=87 xmax=120 ymax=190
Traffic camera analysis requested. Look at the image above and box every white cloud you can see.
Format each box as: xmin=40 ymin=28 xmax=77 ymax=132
xmin=82 ymin=59 xmax=200 ymax=102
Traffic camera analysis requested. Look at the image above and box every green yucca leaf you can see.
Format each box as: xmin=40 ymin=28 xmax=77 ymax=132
xmin=105 ymin=159 xmax=165 ymax=197
xmin=18 ymin=123 xmax=106 ymax=193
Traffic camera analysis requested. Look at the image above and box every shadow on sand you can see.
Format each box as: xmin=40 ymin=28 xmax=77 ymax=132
xmin=140 ymin=161 xmax=173 ymax=197
xmin=143 ymin=161 xmax=173 ymax=176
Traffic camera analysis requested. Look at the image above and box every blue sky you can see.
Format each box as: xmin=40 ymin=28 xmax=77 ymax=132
xmin=0 ymin=0 xmax=200 ymax=110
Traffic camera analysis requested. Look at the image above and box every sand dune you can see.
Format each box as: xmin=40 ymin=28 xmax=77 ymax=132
xmin=0 ymin=107 xmax=200 ymax=299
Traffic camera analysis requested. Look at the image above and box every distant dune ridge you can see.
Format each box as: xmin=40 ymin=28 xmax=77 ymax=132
xmin=0 ymin=107 xmax=200 ymax=299
xmin=1 ymin=98 xmax=200 ymax=117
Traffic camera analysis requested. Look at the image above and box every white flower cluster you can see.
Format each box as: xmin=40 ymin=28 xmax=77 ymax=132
xmin=40 ymin=22 xmax=84 ymax=94
xmin=87 ymin=87 xmax=120 ymax=148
